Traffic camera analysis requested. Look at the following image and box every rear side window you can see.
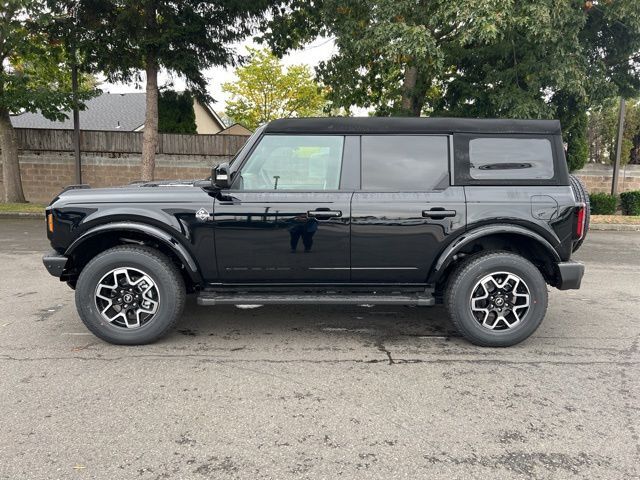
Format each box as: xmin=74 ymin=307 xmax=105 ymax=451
xmin=361 ymin=135 xmax=449 ymax=191
xmin=469 ymin=138 xmax=554 ymax=180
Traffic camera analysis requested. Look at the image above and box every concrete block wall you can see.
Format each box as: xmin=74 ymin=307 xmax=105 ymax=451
xmin=3 ymin=151 xmax=640 ymax=205
xmin=575 ymin=164 xmax=640 ymax=194
xmin=0 ymin=151 xmax=229 ymax=204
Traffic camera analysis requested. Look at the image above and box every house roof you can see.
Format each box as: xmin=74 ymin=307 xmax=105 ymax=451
xmin=202 ymin=105 xmax=226 ymax=130
xmin=218 ymin=123 xmax=252 ymax=135
xmin=10 ymin=91 xmax=227 ymax=132
xmin=265 ymin=117 xmax=562 ymax=135
xmin=11 ymin=92 xmax=147 ymax=131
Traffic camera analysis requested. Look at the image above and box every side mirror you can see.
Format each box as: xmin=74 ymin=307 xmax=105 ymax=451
xmin=213 ymin=162 xmax=231 ymax=189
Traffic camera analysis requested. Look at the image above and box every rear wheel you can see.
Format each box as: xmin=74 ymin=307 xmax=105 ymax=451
xmin=445 ymin=252 xmax=548 ymax=347
xmin=75 ymin=245 xmax=185 ymax=345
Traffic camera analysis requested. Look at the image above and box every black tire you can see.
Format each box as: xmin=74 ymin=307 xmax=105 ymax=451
xmin=445 ymin=251 xmax=548 ymax=347
xmin=569 ymin=174 xmax=590 ymax=252
xmin=75 ymin=245 xmax=185 ymax=345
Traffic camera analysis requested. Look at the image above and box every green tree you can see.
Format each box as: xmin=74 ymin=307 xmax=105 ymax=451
xmin=557 ymin=98 xmax=590 ymax=172
xmin=587 ymin=99 xmax=640 ymax=166
xmin=265 ymin=1 xmax=640 ymax=114
xmin=83 ymin=0 xmax=278 ymax=180
xmin=222 ymin=48 xmax=326 ymax=130
xmin=1 ymin=0 xmax=95 ymax=202
xmin=630 ymin=104 xmax=640 ymax=164
xmin=265 ymin=0 xmax=550 ymax=116
xmin=158 ymin=91 xmax=196 ymax=134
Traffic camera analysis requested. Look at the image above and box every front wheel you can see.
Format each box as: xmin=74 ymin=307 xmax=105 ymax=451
xmin=75 ymin=245 xmax=185 ymax=345
xmin=445 ymin=252 xmax=548 ymax=347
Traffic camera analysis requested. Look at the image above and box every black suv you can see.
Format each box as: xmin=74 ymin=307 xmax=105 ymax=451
xmin=43 ymin=117 xmax=588 ymax=347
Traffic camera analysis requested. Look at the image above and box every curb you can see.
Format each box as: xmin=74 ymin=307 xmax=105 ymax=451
xmin=0 ymin=212 xmax=44 ymax=218
xmin=590 ymin=223 xmax=640 ymax=232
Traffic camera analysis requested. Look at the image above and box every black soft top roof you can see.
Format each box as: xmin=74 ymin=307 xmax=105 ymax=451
xmin=264 ymin=117 xmax=561 ymax=135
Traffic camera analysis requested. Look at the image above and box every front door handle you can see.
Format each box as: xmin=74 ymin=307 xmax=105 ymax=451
xmin=308 ymin=209 xmax=342 ymax=218
xmin=422 ymin=208 xmax=456 ymax=219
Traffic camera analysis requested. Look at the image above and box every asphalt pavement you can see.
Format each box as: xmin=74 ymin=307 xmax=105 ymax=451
xmin=0 ymin=218 xmax=638 ymax=479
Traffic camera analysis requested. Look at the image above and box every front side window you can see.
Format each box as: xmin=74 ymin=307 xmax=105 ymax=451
xmin=469 ymin=137 xmax=554 ymax=180
xmin=361 ymin=135 xmax=449 ymax=191
xmin=236 ymin=135 xmax=344 ymax=190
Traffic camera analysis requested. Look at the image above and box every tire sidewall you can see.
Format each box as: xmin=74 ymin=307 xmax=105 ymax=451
xmin=450 ymin=254 xmax=548 ymax=347
xmin=76 ymin=248 xmax=183 ymax=345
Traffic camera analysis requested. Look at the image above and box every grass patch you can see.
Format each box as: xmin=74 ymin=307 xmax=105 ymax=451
xmin=0 ymin=202 xmax=47 ymax=214
xmin=591 ymin=214 xmax=640 ymax=225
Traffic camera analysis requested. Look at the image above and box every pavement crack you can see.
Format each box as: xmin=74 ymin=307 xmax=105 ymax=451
xmin=0 ymin=354 xmax=638 ymax=367
xmin=374 ymin=339 xmax=394 ymax=365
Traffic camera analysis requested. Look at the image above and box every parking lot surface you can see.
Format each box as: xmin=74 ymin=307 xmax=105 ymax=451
xmin=0 ymin=218 xmax=638 ymax=479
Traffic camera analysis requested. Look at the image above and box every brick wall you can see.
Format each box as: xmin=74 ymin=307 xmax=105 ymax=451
xmin=574 ymin=164 xmax=640 ymax=194
xmin=0 ymin=151 xmax=229 ymax=204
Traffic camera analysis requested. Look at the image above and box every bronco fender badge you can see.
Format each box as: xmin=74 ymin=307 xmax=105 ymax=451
xmin=195 ymin=208 xmax=210 ymax=221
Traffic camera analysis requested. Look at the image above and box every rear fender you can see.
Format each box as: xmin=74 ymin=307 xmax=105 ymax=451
xmin=429 ymin=224 xmax=561 ymax=283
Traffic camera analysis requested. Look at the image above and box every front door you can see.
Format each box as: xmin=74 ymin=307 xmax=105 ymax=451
xmin=213 ymin=134 xmax=354 ymax=282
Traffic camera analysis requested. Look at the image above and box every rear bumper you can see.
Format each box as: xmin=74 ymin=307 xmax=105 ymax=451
xmin=43 ymin=251 xmax=68 ymax=277
xmin=556 ymin=261 xmax=585 ymax=290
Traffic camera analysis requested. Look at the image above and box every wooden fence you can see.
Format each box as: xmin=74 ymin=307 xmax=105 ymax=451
xmin=15 ymin=128 xmax=250 ymax=156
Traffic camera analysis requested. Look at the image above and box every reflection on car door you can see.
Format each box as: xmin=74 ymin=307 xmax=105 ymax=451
xmin=214 ymin=192 xmax=352 ymax=282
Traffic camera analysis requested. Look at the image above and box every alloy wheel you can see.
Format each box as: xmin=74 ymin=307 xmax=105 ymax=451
xmin=470 ymin=271 xmax=531 ymax=330
xmin=94 ymin=267 xmax=160 ymax=329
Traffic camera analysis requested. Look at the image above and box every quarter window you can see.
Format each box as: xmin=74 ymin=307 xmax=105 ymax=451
xmin=469 ymin=138 xmax=554 ymax=180
xmin=361 ymin=135 xmax=449 ymax=191
xmin=237 ymin=135 xmax=344 ymax=190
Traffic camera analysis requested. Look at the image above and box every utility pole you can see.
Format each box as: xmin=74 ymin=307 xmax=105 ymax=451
xmin=611 ymin=97 xmax=625 ymax=197
xmin=70 ymin=2 xmax=82 ymax=185
xmin=72 ymin=60 xmax=81 ymax=184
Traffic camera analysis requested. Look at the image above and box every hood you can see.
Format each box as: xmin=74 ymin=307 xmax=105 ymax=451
xmin=48 ymin=180 xmax=206 ymax=207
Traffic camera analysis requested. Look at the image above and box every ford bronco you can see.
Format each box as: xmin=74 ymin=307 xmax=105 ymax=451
xmin=43 ymin=117 xmax=588 ymax=347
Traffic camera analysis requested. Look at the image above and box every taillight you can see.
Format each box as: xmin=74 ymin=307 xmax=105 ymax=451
xmin=575 ymin=203 xmax=586 ymax=240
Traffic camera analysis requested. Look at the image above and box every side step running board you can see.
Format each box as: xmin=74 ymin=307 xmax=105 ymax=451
xmin=197 ymin=293 xmax=435 ymax=307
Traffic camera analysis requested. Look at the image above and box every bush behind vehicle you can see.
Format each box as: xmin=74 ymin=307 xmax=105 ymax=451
xmin=620 ymin=190 xmax=640 ymax=215
xmin=589 ymin=192 xmax=617 ymax=215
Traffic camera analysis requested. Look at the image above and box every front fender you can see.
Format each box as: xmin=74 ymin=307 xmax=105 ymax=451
xmin=429 ymin=224 xmax=561 ymax=283
xmin=65 ymin=222 xmax=202 ymax=283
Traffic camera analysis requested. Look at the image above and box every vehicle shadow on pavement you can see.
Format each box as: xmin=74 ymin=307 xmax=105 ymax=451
xmin=163 ymin=296 xmax=460 ymax=348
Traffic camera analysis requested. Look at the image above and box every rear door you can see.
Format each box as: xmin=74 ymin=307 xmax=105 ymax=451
xmin=213 ymin=134 xmax=357 ymax=283
xmin=350 ymin=135 xmax=466 ymax=283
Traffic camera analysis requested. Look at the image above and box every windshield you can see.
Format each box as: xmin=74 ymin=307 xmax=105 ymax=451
xmin=229 ymin=126 xmax=265 ymax=167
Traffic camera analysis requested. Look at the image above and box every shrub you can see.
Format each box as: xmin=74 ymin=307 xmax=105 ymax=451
xmin=158 ymin=91 xmax=197 ymax=134
xmin=620 ymin=191 xmax=640 ymax=216
xmin=589 ymin=192 xmax=617 ymax=215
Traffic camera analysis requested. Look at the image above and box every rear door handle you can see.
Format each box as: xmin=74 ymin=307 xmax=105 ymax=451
xmin=308 ymin=209 xmax=342 ymax=218
xmin=422 ymin=208 xmax=456 ymax=219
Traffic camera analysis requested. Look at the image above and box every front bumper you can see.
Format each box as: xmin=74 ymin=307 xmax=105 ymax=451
xmin=556 ymin=261 xmax=585 ymax=290
xmin=43 ymin=251 xmax=68 ymax=277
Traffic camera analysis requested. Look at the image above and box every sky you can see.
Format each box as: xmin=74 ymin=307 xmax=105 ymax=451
xmin=100 ymin=37 xmax=338 ymax=116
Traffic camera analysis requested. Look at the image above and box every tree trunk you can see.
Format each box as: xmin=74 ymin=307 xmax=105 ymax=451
xmin=141 ymin=59 xmax=158 ymax=181
xmin=400 ymin=66 xmax=426 ymax=117
xmin=0 ymin=107 xmax=26 ymax=203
